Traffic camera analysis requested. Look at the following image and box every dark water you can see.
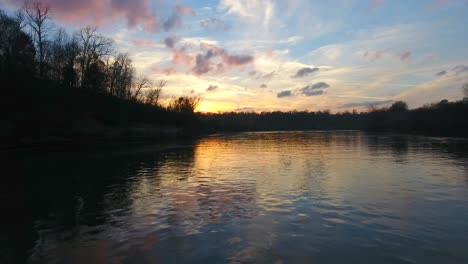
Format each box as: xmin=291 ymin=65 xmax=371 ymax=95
xmin=1 ymin=132 xmax=468 ymax=263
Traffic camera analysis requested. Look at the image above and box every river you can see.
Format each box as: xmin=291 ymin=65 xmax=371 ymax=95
xmin=1 ymin=131 xmax=468 ymax=263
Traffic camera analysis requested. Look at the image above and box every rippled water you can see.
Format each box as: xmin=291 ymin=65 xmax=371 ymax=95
xmin=1 ymin=132 xmax=468 ymax=263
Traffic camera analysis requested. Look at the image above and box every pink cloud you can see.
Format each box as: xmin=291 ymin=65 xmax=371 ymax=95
xmin=264 ymin=50 xmax=274 ymax=57
xmin=5 ymin=0 xmax=197 ymax=32
xmin=173 ymin=49 xmax=194 ymax=65
xmin=162 ymin=68 xmax=178 ymax=75
xmin=200 ymin=42 xmax=223 ymax=55
xmin=132 ymin=39 xmax=156 ymax=47
xmin=175 ymin=4 xmax=195 ymax=15
xmin=370 ymin=0 xmax=385 ymax=9
xmin=175 ymin=42 xmax=255 ymax=76
xmin=400 ymin=51 xmax=412 ymax=61
xmin=200 ymin=42 xmax=254 ymax=66
xmin=249 ymin=70 xmax=257 ymax=76
xmin=5 ymin=0 xmax=160 ymax=31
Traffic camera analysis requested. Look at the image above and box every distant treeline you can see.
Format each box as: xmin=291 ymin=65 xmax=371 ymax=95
xmin=200 ymin=100 xmax=468 ymax=137
xmin=0 ymin=4 xmax=203 ymax=145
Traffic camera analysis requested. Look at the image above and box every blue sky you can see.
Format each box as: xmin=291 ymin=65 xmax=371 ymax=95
xmin=2 ymin=0 xmax=468 ymax=112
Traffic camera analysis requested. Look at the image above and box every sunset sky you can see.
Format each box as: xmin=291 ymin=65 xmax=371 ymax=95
xmin=2 ymin=0 xmax=468 ymax=112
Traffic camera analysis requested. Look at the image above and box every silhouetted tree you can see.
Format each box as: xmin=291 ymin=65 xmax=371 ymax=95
xmin=49 ymin=28 xmax=79 ymax=88
xmin=84 ymin=59 xmax=107 ymax=93
xmin=168 ymin=96 xmax=201 ymax=113
xmin=109 ymin=53 xmax=134 ymax=99
xmin=389 ymin=101 xmax=408 ymax=112
xmin=145 ymin=80 xmax=166 ymax=106
xmin=22 ymin=0 xmax=52 ymax=78
xmin=0 ymin=10 xmax=36 ymax=75
xmin=131 ymin=75 xmax=151 ymax=102
xmin=76 ymin=26 xmax=113 ymax=90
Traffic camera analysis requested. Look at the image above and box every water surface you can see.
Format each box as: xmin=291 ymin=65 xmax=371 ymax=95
xmin=1 ymin=132 xmax=468 ymax=263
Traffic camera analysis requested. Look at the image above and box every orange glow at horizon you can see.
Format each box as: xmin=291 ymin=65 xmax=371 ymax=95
xmin=196 ymin=101 xmax=234 ymax=113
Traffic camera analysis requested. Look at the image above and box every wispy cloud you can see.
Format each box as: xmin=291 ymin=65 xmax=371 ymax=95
xmin=163 ymin=4 xmax=195 ymax=31
xmin=200 ymin=18 xmax=231 ymax=32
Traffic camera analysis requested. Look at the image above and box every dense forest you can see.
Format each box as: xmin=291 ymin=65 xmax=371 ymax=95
xmin=1 ymin=2 xmax=467 ymax=148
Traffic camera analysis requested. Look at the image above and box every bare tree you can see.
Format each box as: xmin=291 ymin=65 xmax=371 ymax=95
xmin=14 ymin=9 xmax=27 ymax=30
xmin=76 ymin=26 xmax=113 ymax=88
xmin=23 ymin=0 xmax=52 ymax=78
xmin=49 ymin=28 xmax=80 ymax=87
xmin=145 ymin=80 xmax=166 ymax=106
xmin=131 ymin=75 xmax=151 ymax=101
xmin=168 ymin=95 xmax=201 ymax=113
xmin=108 ymin=52 xmax=133 ymax=98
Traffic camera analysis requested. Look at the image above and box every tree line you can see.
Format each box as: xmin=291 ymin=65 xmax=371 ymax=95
xmin=0 ymin=1 xmax=199 ymax=113
xmin=199 ymin=99 xmax=468 ymax=137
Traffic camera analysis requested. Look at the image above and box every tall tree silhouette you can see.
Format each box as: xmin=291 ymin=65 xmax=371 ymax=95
xmin=76 ymin=26 xmax=113 ymax=90
xmin=49 ymin=28 xmax=80 ymax=88
xmin=22 ymin=0 xmax=52 ymax=78
xmin=109 ymin=53 xmax=134 ymax=98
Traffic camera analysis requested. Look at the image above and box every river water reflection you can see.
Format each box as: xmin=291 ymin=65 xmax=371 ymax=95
xmin=1 ymin=132 xmax=468 ymax=263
